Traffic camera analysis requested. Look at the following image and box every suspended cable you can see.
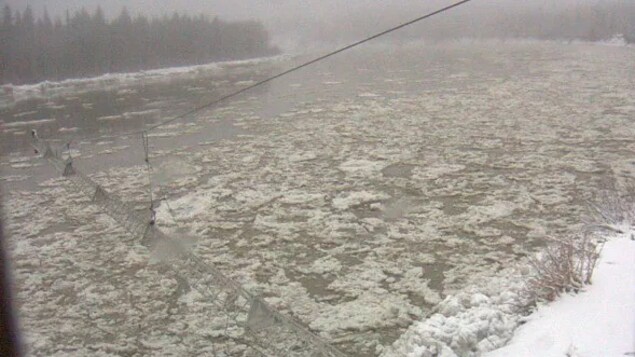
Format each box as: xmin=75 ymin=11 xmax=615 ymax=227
xmin=147 ymin=0 xmax=474 ymax=131
xmin=74 ymin=0 xmax=474 ymax=143
xmin=31 ymin=134 xmax=347 ymax=356
xmin=28 ymin=3 xmax=477 ymax=353
xmin=141 ymin=131 xmax=156 ymax=225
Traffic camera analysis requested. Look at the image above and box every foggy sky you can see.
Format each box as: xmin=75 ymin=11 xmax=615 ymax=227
xmin=3 ymin=0 xmax=608 ymax=51
xmin=5 ymin=0 xmax=287 ymax=21
xmin=2 ymin=0 xmax=462 ymax=49
xmin=3 ymin=0 xmax=600 ymax=20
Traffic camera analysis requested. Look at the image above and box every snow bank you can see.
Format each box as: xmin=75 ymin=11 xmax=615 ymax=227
xmin=595 ymin=33 xmax=633 ymax=47
xmin=7 ymin=55 xmax=286 ymax=103
xmin=385 ymin=233 xmax=635 ymax=357
xmin=484 ymin=235 xmax=635 ymax=357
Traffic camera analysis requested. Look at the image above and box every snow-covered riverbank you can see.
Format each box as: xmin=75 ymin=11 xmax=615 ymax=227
xmin=484 ymin=234 xmax=634 ymax=357
xmin=384 ymin=232 xmax=635 ymax=357
xmin=4 ymin=55 xmax=287 ymax=104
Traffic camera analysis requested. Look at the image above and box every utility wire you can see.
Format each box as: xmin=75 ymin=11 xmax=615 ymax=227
xmin=146 ymin=0 xmax=473 ymax=131
xmin=74 ymin=0 xmax=474 ymax=142
xmin=29 ymin=3 xmax=475 ymax=353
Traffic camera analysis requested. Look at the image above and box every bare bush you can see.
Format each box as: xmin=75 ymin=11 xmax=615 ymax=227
xmin=524 ymin=234 xmax=602 ymax=303
xmin=584 ymin=181 xmax=635 ymax=235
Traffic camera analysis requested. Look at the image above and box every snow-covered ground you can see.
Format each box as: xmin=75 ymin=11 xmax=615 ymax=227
xmin=383 ymin=232 xmax=635 ymax=357
xmin=484 ymin=234 xmax=635 ymax=357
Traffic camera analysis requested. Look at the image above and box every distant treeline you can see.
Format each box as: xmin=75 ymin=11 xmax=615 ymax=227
xmin=461 ymin=1 xmax=635 ymax=43
xmin=299 ymin=1 xmax=635 ymax=46
xmin=0 ymin=6 xmax=280 ymax=85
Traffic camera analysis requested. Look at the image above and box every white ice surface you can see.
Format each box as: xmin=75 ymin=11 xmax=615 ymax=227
xmin=382 ymin=269 xmax=526 ymax=357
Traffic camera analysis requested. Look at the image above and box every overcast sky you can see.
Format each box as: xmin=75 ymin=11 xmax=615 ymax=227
xmin=1 ymin=0 xmax=466 ymax=47
xmin=3 ymin=0 xmax=585 ymax=21
xmin=4 ymin=0 xmax=421 ymax=20
xmin=3 ymin=0 xmax=603 ymax=50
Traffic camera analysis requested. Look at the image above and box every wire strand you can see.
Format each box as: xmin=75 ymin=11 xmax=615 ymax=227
xmin=73 ymin=0 xmax=474 ymax=143
xmin=141 ymin=131 xmax=156 ymax=224
xmin=147 ymin=0 xmax=474 ymax=131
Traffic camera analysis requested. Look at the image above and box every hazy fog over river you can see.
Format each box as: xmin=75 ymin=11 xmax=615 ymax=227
xmin=2 ymin=1 xmax=635 ymax=356
xmin=5 ymin=0 xmax=635 ymax=51
xmin=2 ymin=39 xmax=634 ymax=355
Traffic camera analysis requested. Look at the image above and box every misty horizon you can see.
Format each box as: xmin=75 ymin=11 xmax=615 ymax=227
xmin=3 ymin=0 xmax=634 ymax=54
xmin=5 ymin=0 xmax=629 ymax=51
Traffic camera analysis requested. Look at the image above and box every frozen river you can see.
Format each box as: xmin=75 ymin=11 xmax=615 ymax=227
xmin=2 ymin=40 xmax=635 ymax=356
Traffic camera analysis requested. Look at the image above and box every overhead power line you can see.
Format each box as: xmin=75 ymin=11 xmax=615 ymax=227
xmin=31 ymin=135 xmax=348 ymax=357
xmin=75 ymin=0 xmax=474 ymax=142
xmin=147 ymin=0 xmax=474 ymax=131
xmin=28 ymin=2 xmax=476 ymax=354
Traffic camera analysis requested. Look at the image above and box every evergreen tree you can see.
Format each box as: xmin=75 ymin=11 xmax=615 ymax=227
xmin=0 ymin=5 xmax=13 ymax=83
xmin=0 ymin=5 xmax=281 ymax=84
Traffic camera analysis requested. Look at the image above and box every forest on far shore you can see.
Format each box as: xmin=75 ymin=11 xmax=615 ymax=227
xmin=0 ymin=6 xmax=280 ymax=85
xmin=282 ymin=1 xmax=635 ymax=50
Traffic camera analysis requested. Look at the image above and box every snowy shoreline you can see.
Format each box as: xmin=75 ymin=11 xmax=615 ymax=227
xmin=484 ymin=234 xmax=634 ymax=357
xmin=4 ymin=55 xmax=288 ymax=104
xmin=383 ymin=231 xmax=635 ymax=357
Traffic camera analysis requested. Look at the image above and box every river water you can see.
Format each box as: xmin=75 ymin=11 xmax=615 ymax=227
xmin=2 ymin=40 xmax=635 ymax=356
